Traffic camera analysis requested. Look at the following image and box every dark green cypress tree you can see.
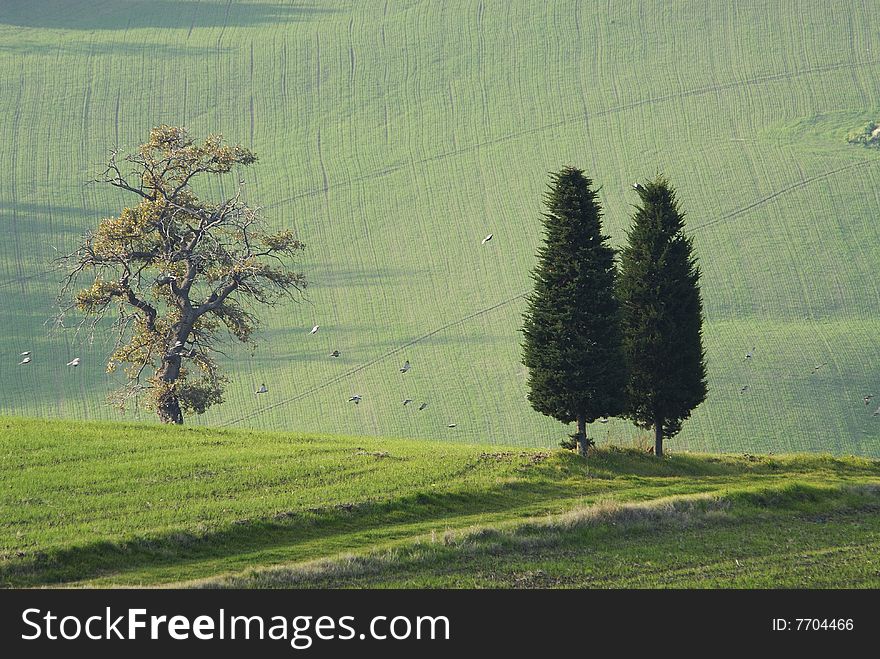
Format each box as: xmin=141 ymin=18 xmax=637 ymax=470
xmin=618 ymin=176 xmax=707 ymax=457
xmin=522 ymin=167 xmax=626 ymax=456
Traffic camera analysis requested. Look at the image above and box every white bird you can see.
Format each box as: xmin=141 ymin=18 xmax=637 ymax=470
xmin=18 ymin=356 xmax=31 ymax=366
xmin=399 ymin=360 xmax=411 ymax=373
xmin=447 ymin=423 xmax=457 ymax=428
xmin=873 ymin=404 xmax=880 ymax=417
xmin=166 ymin=342 xmax=185 ymax=357
xmin=330 ymin=350 xmax=340 ymax=358
xmin=403 ymin=399 xmax=413 ymax=406
xmin=740 ymin=385 xmax=749 ymax=394
xmin=349 ymin=394 xmax=362 ymax=404
xmin=255 ymin=383 xmax=268 ymax=394
xmin=598 ymin=418 xmax=609 ymax=424
xmin=20 ymin=351 xmax=30 ymax=357
xmin=632 ymin=182 xmax=644 ymax=191
xmin=309 ymin=325 xmax=320 ymax=335
xmin=865 ymin=395 xmax=875 ymax=406
xmin=418 ymin=402 xmax=428 ymax=411
xmin=481 ymin=234 xmax=493 ymax=245
xmin=67 ymin=357 xmax=81 ymax=367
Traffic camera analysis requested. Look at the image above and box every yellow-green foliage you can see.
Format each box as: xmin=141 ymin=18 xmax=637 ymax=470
xmin=57 ymin=126 xmax=305 ymax=421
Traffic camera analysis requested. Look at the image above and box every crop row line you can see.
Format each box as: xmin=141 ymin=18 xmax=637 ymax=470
xmin=223 ymin=155 xmax=880 ymax=426
xmin=5 ymin=56 xmax=876 ymax=294
xmin=219 ymin=291 xmax=530 ymax=427
xmin=264 ymin=56 xmax=880 ymax=211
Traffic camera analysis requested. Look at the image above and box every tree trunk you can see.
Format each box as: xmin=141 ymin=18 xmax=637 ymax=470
xmin=156 ymin=346 xmax=185 ymax=425
xmin=654 ymin=416 xmax=663 ymax=458
xmin=158 ymin=393 xmax=184 ymax=424
xmin=577 ymin=413 xmax=588 ymax=457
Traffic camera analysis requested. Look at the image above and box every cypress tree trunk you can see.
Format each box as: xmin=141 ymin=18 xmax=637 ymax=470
xmin=577 ymin=413 xmax=588 ymax=457
xmin=654 ymin=416 xmax=663 ymax=458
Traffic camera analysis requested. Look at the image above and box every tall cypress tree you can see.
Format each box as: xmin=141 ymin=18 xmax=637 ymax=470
xmin=522 ymin=167 xmax=626 ymax=456
xmin=618 ymin=176 xmax=707 ymax=457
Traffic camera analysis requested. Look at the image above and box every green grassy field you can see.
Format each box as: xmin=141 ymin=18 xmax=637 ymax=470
xmin=1 ymin=1 xmax=880 ymax=456
xmin=204 ymin=486 xmax=880 ymax=588
xmin=2 ymin=417 xmax=879 ymax=587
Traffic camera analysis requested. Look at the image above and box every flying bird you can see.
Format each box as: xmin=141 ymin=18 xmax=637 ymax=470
xmin=399 ymin=360 xmax=411 ymax=373
xmin=740 ymin=385 xmax=749 ymax=394
xmin=403 ymin=399 xmax=413 ymax=406
xmin=744 ymin=347 xmax=755 ymax=361
xmin=632 ymin=182 xmax=644 ymax=191
xmin=309 ymin=325 xmax=320 ymax=335
xmin=481 ymin=234 xmax=493 ymax=245
xmin=67 ymin=357 xmax=81 ymax=367
xmin=418 ymin=402 xmax=428 ymax=411
xmin=812 ymin=362 xmax=828 ymax=374
xmin=348 ymin=395 xmax=362 ymax=404
xmin=865 ymin=395 xmax=875 ymax=406
xmin=255 ymin=383 xmax=268 ymax=394
xmin=18 ymin=356 xmax=31 ymax=366
xmin=184 ymin=348 xmax=197 ymax=359
xmin=330 ymin=350 xmax=340 ymax=358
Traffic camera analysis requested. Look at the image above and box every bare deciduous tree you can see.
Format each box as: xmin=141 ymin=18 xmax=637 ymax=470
xmin=57 ymin=125 xmax=306 ymax=424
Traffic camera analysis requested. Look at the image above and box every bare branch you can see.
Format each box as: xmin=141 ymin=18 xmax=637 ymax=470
xmin=55 ymin=125 xmax=305 ymax=423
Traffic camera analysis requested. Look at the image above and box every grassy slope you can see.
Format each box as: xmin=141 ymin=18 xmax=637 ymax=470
xmin=0 ymin=1 xmax=880 ymax=454
xmin=205 ymin=486 xmax=880 ymax=588
xmin=1 ymin=417 xmax=879 ymax=587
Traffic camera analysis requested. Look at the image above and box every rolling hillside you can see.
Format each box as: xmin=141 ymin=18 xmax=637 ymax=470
xmin=2 ymin=417 xmax=879 ymax=587
xmin=1 ymin=0 xmax=880 ymax=454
